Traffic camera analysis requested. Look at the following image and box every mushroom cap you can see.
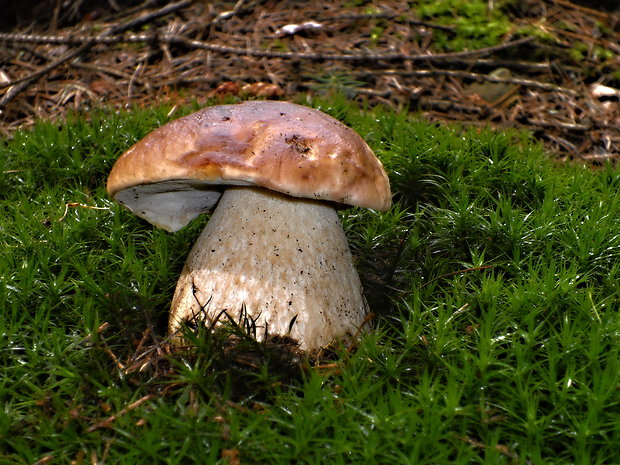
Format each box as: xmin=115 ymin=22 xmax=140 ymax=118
xmin=107 ymin=100 xmax=391 ymax=231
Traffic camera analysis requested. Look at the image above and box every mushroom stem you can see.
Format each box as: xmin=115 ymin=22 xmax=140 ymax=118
xmin=169 ymin=186 xmax=369 ymax=351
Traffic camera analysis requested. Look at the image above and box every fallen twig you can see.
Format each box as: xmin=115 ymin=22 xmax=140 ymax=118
xmin=0 ymin=33 xmax=535 ymax=69
xmin=213 ymin=0 xmax=250 ymax=25
xmin=78 ymin=322 xmax=111 ymax=345
xmin=179 ymin=35 xmax=536 ymax=62
xmin=87 ymin=394 xmax=155 ymax=432
xmin=527 ymin=118 xmax=591 ymax=131
xmin=99 ymin=333 xmax=126 ymax=373
xmin=58 ymin=202 xmax=108 ymax=222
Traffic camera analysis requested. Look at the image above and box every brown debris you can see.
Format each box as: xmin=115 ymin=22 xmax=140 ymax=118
xmin=456 ymin=434 xmax=519 ymax=462
xmin=221 ymin=449 xmax=241 ymax=465
xmin=0 ymin=0 xmax=618 ymax=162
xmin=86 ymin=394 xmax=155 ymax=432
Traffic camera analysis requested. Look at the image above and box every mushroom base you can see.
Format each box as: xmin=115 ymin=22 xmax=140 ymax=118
xmin=169 ymin=187 xmax=369 ymax=352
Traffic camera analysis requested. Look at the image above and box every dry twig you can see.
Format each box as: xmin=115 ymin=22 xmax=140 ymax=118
xmin=87 ymin=394 xmax=155 ymax=432
xmin=0 ymin=33 xmax=535 ymax=66
xmin=58 ymin=202 xmax=108 ymax=222
xmin=179 ymin=35 xmax=536 ymax=62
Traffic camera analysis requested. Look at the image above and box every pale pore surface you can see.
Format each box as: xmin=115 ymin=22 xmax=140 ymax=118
xmin=169 ymin=187 xmax=369 ymax=351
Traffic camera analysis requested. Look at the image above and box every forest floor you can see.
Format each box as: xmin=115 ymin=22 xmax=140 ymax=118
xmin=0 ymin=0 xmax=618 ymax=162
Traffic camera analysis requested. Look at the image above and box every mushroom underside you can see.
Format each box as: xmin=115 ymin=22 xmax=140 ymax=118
xmin=169 ymin=186 xmax=369 ymax=351
xmin=113 ymin=179 xmax=253 ymax=232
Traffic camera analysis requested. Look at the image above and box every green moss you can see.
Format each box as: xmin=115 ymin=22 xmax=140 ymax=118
xmin=1 ymin=99 xmax=619 ymax=464
xmin=415 ymin=0 xmax=512 ymax=51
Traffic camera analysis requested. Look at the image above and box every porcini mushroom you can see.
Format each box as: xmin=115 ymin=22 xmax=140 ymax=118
xmin=106 ymin=101 xmax=391 ymax=352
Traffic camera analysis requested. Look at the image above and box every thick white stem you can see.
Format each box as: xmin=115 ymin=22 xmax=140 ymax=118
xmin=169 ymin=187 xmax=369 ymax=351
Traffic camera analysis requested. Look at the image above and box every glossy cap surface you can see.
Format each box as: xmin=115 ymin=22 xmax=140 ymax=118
xmin=107 ymin=101 xmax=391 ymax=231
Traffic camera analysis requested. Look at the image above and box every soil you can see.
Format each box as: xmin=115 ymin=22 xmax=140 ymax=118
xmin=1 ymin=0 xmax=618 ymax=162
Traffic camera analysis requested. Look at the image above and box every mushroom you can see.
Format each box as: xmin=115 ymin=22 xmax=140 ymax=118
xmin=106 ymin=100 xmax=391 ymax=352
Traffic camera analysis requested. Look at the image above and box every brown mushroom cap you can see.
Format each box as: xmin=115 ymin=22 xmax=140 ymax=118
xmin=107 ymin=101 xmax=391 ymax=231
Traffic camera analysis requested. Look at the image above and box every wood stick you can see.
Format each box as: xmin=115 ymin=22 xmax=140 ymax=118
xmin=0 ymin=33 xmax=535 ymax=65
xmin=179 ymin=35 xmax=536 ymax=62
xmin=87 ymin=395 xmax=154 ymax=432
